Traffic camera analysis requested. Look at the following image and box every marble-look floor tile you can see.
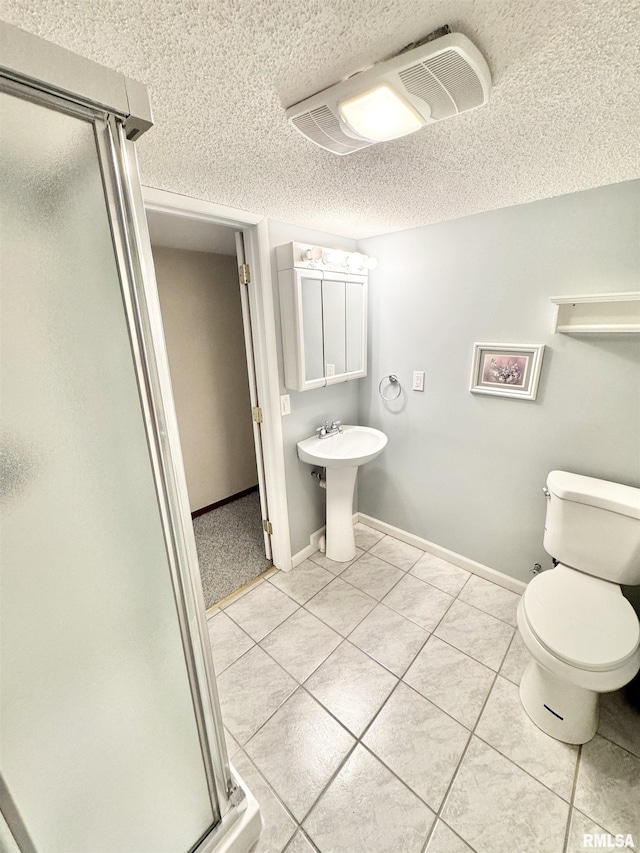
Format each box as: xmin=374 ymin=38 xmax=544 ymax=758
xmin=217 ymin=645 xmax=297 ymax=744
xmin=565 ymin=809 xmax=610 ymax=853
xmin=260 ymin=607 xmax=342 ymax=682
xmin=369 ymin=535 xmax=424 ymax=570
xmin=597 ymin=682 xmax=640 ymax=758
xmin=304 ymin=641 xmax=397 ymax=736
xmin=268 ymin=559 xmax=333 ymax=604
xmin=309 ymin=547 xmax=364 ymax=575
xmin=442 ymin=737 xmax=569 ymax=853
xmin=499 ymin=629 xmax=531 ymax=686
xmin=284 ymin=831 xmax=316 ymax=853
xmin=304 ymin=744 xmax=435 ymax=853
xmin=382 ymin=573 xmax=453 ymax=632
xmin=410 ymin=553 xmax=470 ymax=597
xmin=305 ymin=577 xmax=376 ymax=636
xmin=364 ymin=682 xmax=470 ymax=811
xmin=425 ymin=820 xmax=475 ymax=853
xmin=348 ymin=603 xmax=429 ymax=676
xmin=207 ymin=610 xmax=254 ymax=674
xmin=225 ymin=581 xmax=298 ymax=641
xmin=476 ymin=675 xmax=578 ymax=800
xmin=232 ymin=750 xmax=297 ymax=853
xmin=0 ymin=811 xmax=20 ymax=853
xmin=574 ymin=735 xmax=640 ymax=837
xmin=224 ymin=727 xmax=241 ymax=758
xmin=245 ymin=688 xmax=355 ymax=822
xmin=341 ymin=552 xmax=404 ymax=600
xmin=458 ymin=574 xmax=521 ymax=627
xmin=434 ymin=599 xmax=514 ymax=671
xmin=353 ymin=522 xmax=385 ymax=551
xmin=404 ymin=636 xmax=495 ymax=729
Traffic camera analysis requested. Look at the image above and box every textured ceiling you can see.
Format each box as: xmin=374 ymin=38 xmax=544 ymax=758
xmin=1 ymin=0 xmax=639 ymax=238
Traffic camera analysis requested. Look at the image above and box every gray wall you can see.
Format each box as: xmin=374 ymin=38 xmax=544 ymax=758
xmin=153 ymin=246 xmax=257 ymax=512
xmin=268 ymin=220 xmax=360 ymax=557
xmin=357 ymin=181 xmax=640 ymax=584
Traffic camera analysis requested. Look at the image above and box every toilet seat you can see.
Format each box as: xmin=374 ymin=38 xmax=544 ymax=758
xmin=522 ymin=565 xmax=640 ymax=672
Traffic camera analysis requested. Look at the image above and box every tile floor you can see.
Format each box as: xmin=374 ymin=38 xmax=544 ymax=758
xmin=208 ymin=522 xmax=640 ymax=853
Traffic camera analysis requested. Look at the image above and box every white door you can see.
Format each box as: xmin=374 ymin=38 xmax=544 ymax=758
xmin=235 ymin=231 xmax=272 ymax=560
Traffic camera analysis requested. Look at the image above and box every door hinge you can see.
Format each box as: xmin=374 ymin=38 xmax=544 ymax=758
xmin=251 ymin=406 xmax=263 ymax=424
xmin=262 ymin=519 xmax=273 ymax=535
xmin=239 ymin=263 xmax=250 ymax=285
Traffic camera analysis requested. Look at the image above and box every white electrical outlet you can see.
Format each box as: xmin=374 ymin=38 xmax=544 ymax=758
xmin=280 ymin=394 xmax=291 ymax=415
xmin=412 ymin=371 xmax=425 ymax=392
xmin=326 ymin=363 xmax=336 ymax=376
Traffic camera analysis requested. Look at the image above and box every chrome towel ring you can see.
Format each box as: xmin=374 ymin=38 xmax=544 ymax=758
xmin=379 ymin=373 xmax=401 ymax=401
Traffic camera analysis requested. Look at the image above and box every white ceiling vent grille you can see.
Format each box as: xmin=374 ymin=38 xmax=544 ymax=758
xmin=398 ymin=63 xmax=457 ymax=120
xmin=291 ymin=107 xmax=372 ymax=155
xmin=423 ymin=50 xmax=485 ymax=113
xmin=287 ymin=32 xmax=491 ymax=155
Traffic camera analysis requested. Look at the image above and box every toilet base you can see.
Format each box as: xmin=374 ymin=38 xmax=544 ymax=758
xmin=519 ymin=659 xmax=598 ymax=744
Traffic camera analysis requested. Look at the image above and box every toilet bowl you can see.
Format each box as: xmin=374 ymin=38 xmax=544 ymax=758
xmin=517 ymin=471 xmax=640 ymax=744
xmin=517 ymin=566 xmax=640 ymax=743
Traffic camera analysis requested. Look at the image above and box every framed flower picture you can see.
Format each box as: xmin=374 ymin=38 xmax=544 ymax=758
xmin=470 ymin=343 xmax=545 ymax=400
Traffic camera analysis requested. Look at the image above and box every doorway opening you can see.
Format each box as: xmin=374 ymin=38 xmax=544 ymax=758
xmin=142 ymin=192 xmax=289 ymax=607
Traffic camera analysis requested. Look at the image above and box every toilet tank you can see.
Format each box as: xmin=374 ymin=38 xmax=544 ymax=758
xmin=543 ymin=471 xmax=640 ymax=584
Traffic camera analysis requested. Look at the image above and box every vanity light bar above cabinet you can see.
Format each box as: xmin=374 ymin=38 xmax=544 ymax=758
xmin=276 ymin=242 xmax=376 ymax=275
xmin=276 ymin=243 xmax=369 ymax=392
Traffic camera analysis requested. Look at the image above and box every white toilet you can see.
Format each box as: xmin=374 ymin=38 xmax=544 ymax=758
xmin=518 ymin=470 xmax=640 ymax=744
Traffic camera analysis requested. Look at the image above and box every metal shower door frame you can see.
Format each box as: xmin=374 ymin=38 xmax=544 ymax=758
xmin=0 ymin=22 xmax=243 ymax=850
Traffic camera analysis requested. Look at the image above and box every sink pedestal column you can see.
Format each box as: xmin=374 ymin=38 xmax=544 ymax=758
xmin=325 ymin=466 xmax=358 ymax=562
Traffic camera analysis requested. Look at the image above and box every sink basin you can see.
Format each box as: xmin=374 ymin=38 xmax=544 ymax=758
xmin=297 ymin=425 xmax=387 ymax=562
xmin=297 ymin=425 xmax=387 ymax=469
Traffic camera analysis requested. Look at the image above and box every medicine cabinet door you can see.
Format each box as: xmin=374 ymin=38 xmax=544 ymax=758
xmin=322 ymin=276 xmax=347 ymax=381
xmin=299 ymin=273 xmax=325 ymax=387
xmin=345 ymin=277 xmax=367 ymax=379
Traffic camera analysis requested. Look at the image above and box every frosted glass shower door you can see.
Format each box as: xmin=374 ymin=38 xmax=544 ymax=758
xmin=0 ymin=88 xmax=217 ymax=851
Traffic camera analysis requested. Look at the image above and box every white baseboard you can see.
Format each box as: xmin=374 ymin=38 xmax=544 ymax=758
xmin=291 ymin=513 xmax=359 ymax=569
xmin=291 ymin=527 xmax=325 ymax=568
xmin=357 ymin=513 xmax=527 ymax=594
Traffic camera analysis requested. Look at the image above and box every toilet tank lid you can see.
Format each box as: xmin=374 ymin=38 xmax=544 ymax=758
xmin=547 ymin=471 xmax=640 ymax=520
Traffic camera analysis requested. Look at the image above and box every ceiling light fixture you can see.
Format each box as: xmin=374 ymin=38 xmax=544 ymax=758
xmin=298 ymin=247 xmax=377 ymax=272
xmin=339 ymin=84 xmax=424 ymax=142
xmin=302 ymin=246 xmax=323 ymax=261
xmin=287 ymin=30 xmax=491 ymax=156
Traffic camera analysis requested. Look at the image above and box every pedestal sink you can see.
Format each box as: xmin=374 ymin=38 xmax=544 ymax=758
xmin=297 ymin=425 xmax=387 ymax=562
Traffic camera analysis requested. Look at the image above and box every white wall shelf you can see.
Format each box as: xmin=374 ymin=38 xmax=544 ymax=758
xmin=550 ymin=292 xmax=640 ymax=334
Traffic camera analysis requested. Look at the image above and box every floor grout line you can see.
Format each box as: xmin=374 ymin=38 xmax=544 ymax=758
xmin=229 ymin=610 xmax=634 ymax=852
xmin=562 ymin=743 xmax=582 ymax=853
xmin=421 ymin=622 xmax=522 ymax=851
xmin=592 ymin=729 xmax=640 ymax=760
xmin=471 ymin=729 xmax=578 ymax=804
xmin=212 ymin=530 xmax=637 ymax=853
xmin=217 ymin=544 xmax=516 ymax=766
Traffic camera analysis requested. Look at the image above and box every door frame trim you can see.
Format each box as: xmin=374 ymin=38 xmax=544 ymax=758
xmin=141 ymin=186 xmax=292 ymax=571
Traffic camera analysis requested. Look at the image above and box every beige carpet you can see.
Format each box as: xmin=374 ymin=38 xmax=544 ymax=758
xmin=192 ymin=490 xmax=272 ymax=608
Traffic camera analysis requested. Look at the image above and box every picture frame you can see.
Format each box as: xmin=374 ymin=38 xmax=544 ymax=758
xmin=470 ymin=342 xmax=545 ymax=400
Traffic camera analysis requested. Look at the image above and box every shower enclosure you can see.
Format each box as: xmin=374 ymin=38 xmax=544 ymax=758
xmin=0 ymin=22 xmax=259 ymax=853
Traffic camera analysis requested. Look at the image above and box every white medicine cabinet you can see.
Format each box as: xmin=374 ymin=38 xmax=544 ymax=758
xmin=276 ymin=242 xmax=369 ymax=391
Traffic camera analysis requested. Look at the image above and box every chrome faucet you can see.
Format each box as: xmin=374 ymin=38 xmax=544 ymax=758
xmin=315 ymin=419 xmax=343 ymax=439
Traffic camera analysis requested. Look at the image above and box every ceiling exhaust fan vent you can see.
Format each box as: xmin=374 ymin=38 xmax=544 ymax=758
xmin=423 ymin=50 xmax=486 ymax=112
xmin=291 ymin=107 xmax=372 ymax=155
xmin=287 ymin=31 xmax=491 ymax=155
xmin=398 ymin=63 xmax=457 ymax=120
